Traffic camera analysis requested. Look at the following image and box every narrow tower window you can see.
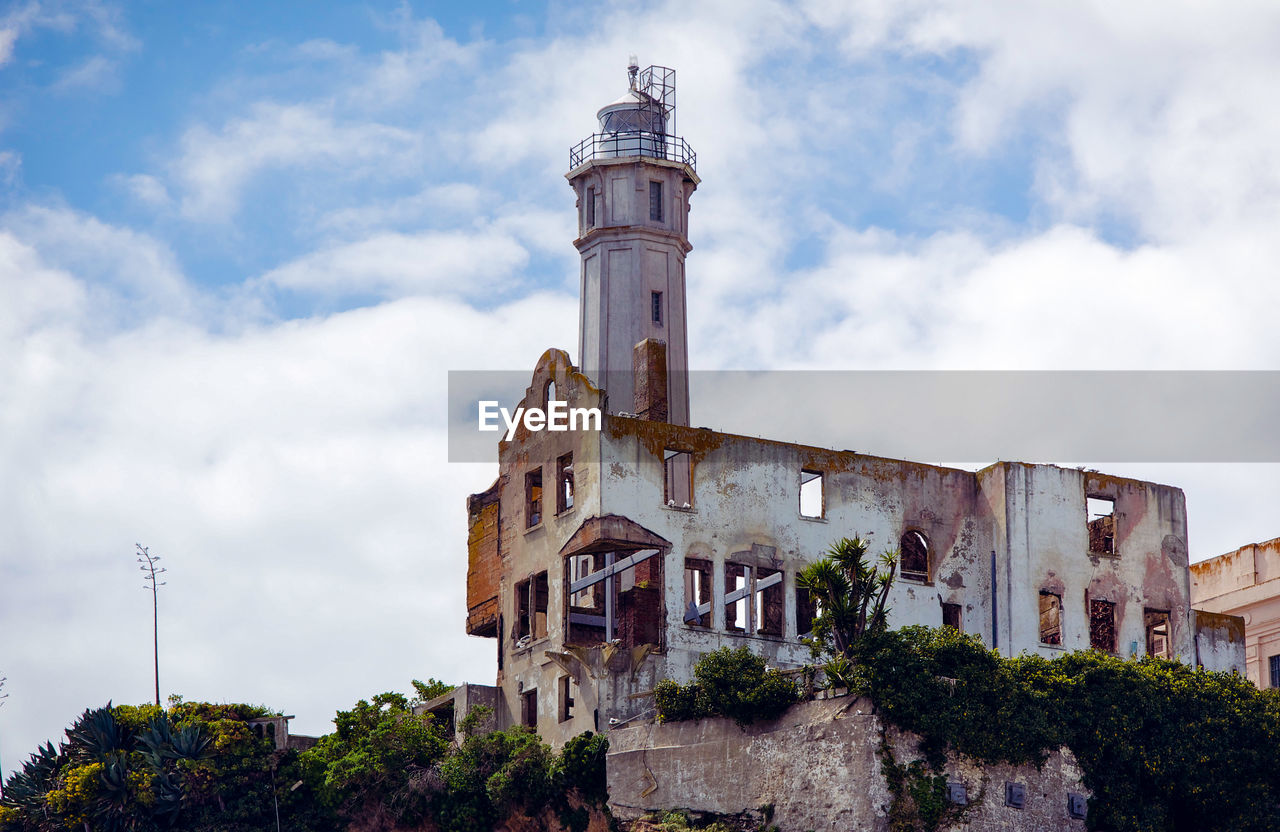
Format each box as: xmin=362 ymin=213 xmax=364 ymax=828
xmin=586 ymin=186 xmax=596 ymax=226
xmin=649 ymin=180 xmax=663 ymax=221
xmin=557 ymin=453 xmax=574 ymax=514
xmin=651 ymin=291 xmax=663 ymax=325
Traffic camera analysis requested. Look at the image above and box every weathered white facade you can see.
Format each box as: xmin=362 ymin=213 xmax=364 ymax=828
xmin=452 ymin=63 xmax=1243 ymax=746
xmin=1191 ymin=537 xmax=1280 ymax=685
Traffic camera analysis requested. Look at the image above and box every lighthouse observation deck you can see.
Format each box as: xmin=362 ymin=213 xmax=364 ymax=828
xmin=569 ymin=62 xmax=696 ymax=172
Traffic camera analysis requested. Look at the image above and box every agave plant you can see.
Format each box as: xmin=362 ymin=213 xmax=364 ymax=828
xmin=1 ymin=741 xmax=63 ymax=810
xmin=65 ymin=704 xmax=125 ymax=762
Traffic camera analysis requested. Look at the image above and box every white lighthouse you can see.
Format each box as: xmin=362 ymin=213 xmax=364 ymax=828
xmin=567 ymin=60 xmax=698 ymax=426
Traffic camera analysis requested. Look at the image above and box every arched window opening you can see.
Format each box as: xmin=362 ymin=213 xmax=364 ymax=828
xmin=900 ymin=530 xmax=929 ymax=582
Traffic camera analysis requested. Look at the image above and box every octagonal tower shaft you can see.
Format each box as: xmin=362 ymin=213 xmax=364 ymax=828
xmin=568 ymin=156 xmax=698 ymax=426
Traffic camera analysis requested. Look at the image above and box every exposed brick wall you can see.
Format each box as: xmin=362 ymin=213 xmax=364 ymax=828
xmin=466 ymin=481 xmax=502 ymax=637
xmin=632 ymin=338 xmax=668 ymax=422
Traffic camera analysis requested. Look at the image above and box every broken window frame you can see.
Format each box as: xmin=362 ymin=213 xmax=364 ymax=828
xmin=683 ymin=558 xmax=713 ymax=628
xmin=663 ymin=449 xmax=693 ymax=509
xmin=557 ymin=675 xmax=575 ymax=723
xmin=1039 ymin=591 xmax=1062 ymax=646
xmin=564 ymin=548 xmax=661 ymax=645
xmin=526 ymin=467 xmax=544 ymax=528
xmin=556 ymin=452 xmax=575 ymax=514
xmin=900 ymin=530 xmax=930 ymax=582
xmin=799 ymin=469 xmax=824 ymax=519
xmin=521 ymin=688 xmax=538 ymax=729
xmin=513 ymin=572 xmax=549 ymax=646
xmin=1086 ymin=495 xmax=1117 ymax=555
xmin=723 ymin=562 xmax=784 ymax=636
xmin=1144 ymin=608 xmax=1171 ymax=659
xmin=1089 ymin=598 xmax=1117 ymax=653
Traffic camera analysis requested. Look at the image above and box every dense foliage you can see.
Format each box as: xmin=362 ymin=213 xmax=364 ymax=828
xmin=857 ymin=626 xmax=1280 ymax=832
xmin=0 ymin=688 xmax=609 ymax=832
xmin=0 ymin=699 xmax=325 ymax=832
xmin=655 ymin=647 xmax=797 ymax=726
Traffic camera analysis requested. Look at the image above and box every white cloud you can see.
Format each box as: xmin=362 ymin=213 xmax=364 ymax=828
xmin=50 ymin=53 xmax=118 ymax=93
xmin=173 ymin=103 xmax=420 ymax=222
xmin=259 ymin=227 xmax=529 ymax=299
xmin=0 ymin=26 xmax=16 ymax=65
xmin=110 ymin=172 xmax=172 ymax=209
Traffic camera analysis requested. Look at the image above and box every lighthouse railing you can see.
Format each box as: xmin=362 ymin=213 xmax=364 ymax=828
xmin=569 ymin=131 xmax=696 ymax=171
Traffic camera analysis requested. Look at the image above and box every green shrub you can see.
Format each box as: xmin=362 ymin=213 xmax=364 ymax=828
xmin=862 ymin=626 xmax=1280 ymax=832
xmin=657 ymin=647 xmax=798 ymax=726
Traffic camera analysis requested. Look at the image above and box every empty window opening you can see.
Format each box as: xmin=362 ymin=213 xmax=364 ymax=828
xmin=800 ymin=470 xmax=824 ymax=518
xmin=1270 ymin=655 xmax=1280 ymax=689
xmin=796 ymin=586 xmax=818 ymax=639
xmin=565 ymin=548 xmax=662 ymax=648
xmin=754 ymin=567 xmax=784 ymax=636
xmin=1087 ymin=496 xmax=1116 ymax=554
xmin=1039 ymin=592 xmax=1062 ymax=646
xmin=664 ymin=449 xmax=692 ymax=508
xmin=651 ymin=291 xmax=663 ymax=325
xmin=900 ymin=531 xmax=929 ymax=582
xmin=547 ymin=380 xmax=558 ymax=406
xmin=1089 ymin=599 xmax=1116 ymax=652
xmin=942 ymin=602 xmax=962 ymax=631
xmin=557 ymin=453 xmax=575 ymax=514
xmin=683 ymin=558 xmax=712 ymax=627
xmin=558 ymin=675 xmax=576 ymax=723
xmin=526 ymin=468 xmax=543 ymax=527
xmin=649 ymin=180 xmax=663 ymax=222
xmin=521 ymin=688 xmax=538 ymax=729
xmin=514 ymin=572 xmax=549 ymax=645
xmin=585 ymin=186 xmax=596 ymax=226
xmin=1145 ymin=609 xmax=1171 ymax=659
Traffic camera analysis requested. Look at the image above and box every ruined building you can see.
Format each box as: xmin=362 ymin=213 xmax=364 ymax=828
xmin=1191 ymin=536 xmax=1280 ymax=690
xmin=427 ymin=62 xmax=1245 ymax=746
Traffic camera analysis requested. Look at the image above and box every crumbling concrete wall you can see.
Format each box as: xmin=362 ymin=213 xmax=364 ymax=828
xmin=1194 ymin=610 xmax=1248 ymax=674
xmin=607 ymin=697 xmax=1090 ymax=832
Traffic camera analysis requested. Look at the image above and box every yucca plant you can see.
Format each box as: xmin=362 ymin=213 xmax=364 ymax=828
xmin=798 ymin=536 xmax=898 ymax=678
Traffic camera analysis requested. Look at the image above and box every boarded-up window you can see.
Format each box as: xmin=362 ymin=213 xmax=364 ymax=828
xmin=1087 ymin=496 xmax=1116 ymax=554
xmin=1090 ymin=599 xmax=1116 ymax=652
xmin=901 ymin=531 xmax=929 ymax=581
xmin=755 ymin=567 xmax=784 ymax=637
xmin=557 ymin=453 xmax=574 ymax=514
xmin=942 ymin=602 xmax=962 ymax=631
xmin=526 ymin=468 xmax=543 ymax=527
xmin=664 ymin=450 xmax=692 ymax=508
xmin=1145 ymin=609 xmax=1171 ymax=659
xmin=683 ymin=558 xmax=712 ymax=627
xmin=1039 ymin=592 xmax=1062 ymax=645
xmin=725 ymin=563 xmax=748 ymax=632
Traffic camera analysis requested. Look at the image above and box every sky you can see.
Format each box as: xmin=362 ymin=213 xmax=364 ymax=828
xmin=3 ymin=0 xmax=1280 ymax=775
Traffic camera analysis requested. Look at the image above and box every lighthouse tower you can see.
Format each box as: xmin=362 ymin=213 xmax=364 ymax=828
xmin=567 ymin=60 xmax=699 ymax=426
